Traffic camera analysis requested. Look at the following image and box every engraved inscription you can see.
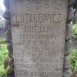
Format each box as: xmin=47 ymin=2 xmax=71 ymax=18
xmin=11 ymin=14 xmax=62 ymax=25
xmin=24 ymin=26 xmax=53 ymax=33
xmin=10 ymin=0 xmax=68 ymax=77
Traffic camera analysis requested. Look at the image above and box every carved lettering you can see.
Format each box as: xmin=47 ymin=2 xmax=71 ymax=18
xmin=24 ymin=26 xmax=53 ymax=33
xmin=11 ymin=14 xmax=62 ymax=24
xmin=10 ymin=0 xmax=67 ymax=77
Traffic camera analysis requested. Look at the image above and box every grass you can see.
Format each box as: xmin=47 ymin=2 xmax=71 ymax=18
xmin=72 ymin=24 xmax=77 ymax=38
xmin=0 ymin=37 xmax=77 ymax=76
xmin=70 ymin=48 xmax=77 ymax=73
xmin=0 ymin=38 xmax=8 ymax=76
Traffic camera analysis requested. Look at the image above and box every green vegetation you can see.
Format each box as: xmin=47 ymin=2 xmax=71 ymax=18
xmin=70 ymin=48 xmax=77 ymax=73
xmin=0 ymin=6 xmax=10 ymax=77
xmin=0 ymin=39 xmax=8 ymax=76
xmin=71 ymin=24 xmax=77 ymax=73
xmin=4 ymin=63 xmax=11 ymax=77
xmin=72 ymin=24 xmax=77 ymax=38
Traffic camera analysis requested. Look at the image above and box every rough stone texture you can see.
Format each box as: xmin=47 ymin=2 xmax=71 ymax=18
xmin=72 ymin=37 xmax=77 ymax=48
xmin=67 ymin=6 xmax=74 ymax=21
xmin=4 ymin=0 xmax=13 ymax=58
xmin=68 ymin=0 xmax=75 ymax=6
xmin=4 ymin=0 xmax=15 ymax=77
xmin=10 ymin=0 xmax=67 ymax=77
xmin=4 ymin=0 xmax=76 ymax=77
xmin=64 ymin=0 xmax=75 ymax=77
xmin=0 ymin=28 xmax=5 ymax=38
xmin=73 ymin=2 xmax=77 ymax=24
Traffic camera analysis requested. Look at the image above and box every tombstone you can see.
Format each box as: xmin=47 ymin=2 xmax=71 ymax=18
xmin=4 ymin=0 xmax=72 ymax=77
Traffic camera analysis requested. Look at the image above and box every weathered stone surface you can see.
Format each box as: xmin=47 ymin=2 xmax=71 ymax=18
xmin=64 ymin=69 xmax=72 ymax=77
xmin=65 ymin=23 xmax=72 ymax=41
xmin=65 ymin=39 xmax=72 ymax=55
xmin=9 ymin=0 xmax=68 ymax=77
xmin=64 ymin=56 xmax=70 ymax=69
xmin=67 ymin=6 xmax=74 ymax=21
xmin=64 ymin=1 xmax=75 ymax=76
xmin=72 ymin=37 xmax=77 ymax=48
xmin=68 ymin=0 xmax=75 ymax=6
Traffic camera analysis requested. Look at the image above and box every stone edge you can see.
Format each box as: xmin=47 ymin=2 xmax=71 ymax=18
xmin=4 ymin=0 xmax=75 ymax=77
xmin=4 ymin=0 xmax=15 ymax=77
xmin=64 ymin=0 xmax=75 ymax=77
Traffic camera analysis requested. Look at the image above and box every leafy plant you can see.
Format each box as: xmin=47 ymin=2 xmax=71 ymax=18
xmin=0 ymin=41 xmax=8 ymax=76
xmin=70 ymin=48 xmax=77 ymax=73
xmin=72 ymin=24 xmax=77 ymax=38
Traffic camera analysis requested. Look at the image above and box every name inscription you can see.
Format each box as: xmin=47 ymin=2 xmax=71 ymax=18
xmin=10 ymin=0 xmax=67 ymax=77
xmin=11 ymin=13 xmax=62 ymax=25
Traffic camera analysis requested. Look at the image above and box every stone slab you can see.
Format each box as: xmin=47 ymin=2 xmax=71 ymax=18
xmin=9 ymin=0 xmax=68 ymax=77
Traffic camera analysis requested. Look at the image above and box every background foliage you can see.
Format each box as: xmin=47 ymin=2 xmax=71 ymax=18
xmin=0 ymin=39 xmax=8 ymax=76
xmin=0 ymin=2 xmax=77 ymax=77
xmin=70 ymin=24 xmax=77 ymax=74
xmin=72 ymin=24 xmax=77 ymax=38
xmin=70 ymin=48 xmax=77 ymax=73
